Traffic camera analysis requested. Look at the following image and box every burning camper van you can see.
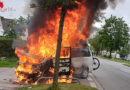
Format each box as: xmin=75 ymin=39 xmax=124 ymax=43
xmin=14 ymin=0 xmax=101 ymax=85
xmin=14 ymin=44 xmax=99 ymax=84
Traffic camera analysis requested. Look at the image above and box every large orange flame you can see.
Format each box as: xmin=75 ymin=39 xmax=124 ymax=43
xmin=15 ymin=0 xmax=89 ymax=84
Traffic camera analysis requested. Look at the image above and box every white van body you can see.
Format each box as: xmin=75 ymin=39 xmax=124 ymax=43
xmin=71 ymin=48 xmax=93 ymax=78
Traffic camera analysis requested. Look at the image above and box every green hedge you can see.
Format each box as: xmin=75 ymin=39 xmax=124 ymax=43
xmin=0 ymin=37 xmax=15 ymax=57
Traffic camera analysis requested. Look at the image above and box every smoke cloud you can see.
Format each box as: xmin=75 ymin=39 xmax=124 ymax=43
xmin=23 ymin=0 xmax=123 ymax=46
xmin=28 ymin=0 xmax=121 ymax=33
xmin=106 ymin=0 xmax=125 ymax=9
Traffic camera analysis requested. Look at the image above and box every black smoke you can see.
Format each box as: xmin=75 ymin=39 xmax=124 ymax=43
xmin=26 ymin=0 xmax=121 ymax=45
xmin=29 ymin=0 xmax=119 ymax=32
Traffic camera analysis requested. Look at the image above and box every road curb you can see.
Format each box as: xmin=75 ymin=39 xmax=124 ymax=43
xmin=89 ymin=73 xmax=104 ymax=90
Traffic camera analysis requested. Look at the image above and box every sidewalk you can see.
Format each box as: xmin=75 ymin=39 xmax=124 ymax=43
xmin=0 ymin=68 xmax=19 ymax=90
xmin=0 ymin=68 xmax=101 ymax=90
xmin=79 ymin=73 xmax=103 ymax=90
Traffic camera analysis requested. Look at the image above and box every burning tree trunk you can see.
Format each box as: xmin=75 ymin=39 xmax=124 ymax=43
xmin=52 ymin=7 xmax=67 ymax=90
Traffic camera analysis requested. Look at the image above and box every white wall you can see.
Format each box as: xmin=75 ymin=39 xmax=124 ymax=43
xmin=0 ymin=17 xmax=4 ymax=36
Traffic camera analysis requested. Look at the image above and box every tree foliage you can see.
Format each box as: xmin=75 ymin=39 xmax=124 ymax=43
xmin=0 ymin=36 xmax=14 ymax=57
xmin=89 ymin=15 xmax=130 ymax=57
xmin=119 ymin=43 xmax=130 ymax=57
xmin=16 ymin=16 xmax=30 ymax=24
xmin=3 ymin=16 xmax=30 ymax=39
xmin=31 ymin=0 xmax=82 ymax=10
xmin=89 ymin=35 xmax=103 ymax=55
xmin=3 ymin=20 xmax=17 ymax=38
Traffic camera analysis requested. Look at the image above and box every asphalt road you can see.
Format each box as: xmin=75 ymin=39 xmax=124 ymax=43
xmin=93 ymin=58 xmax=130 ymax=90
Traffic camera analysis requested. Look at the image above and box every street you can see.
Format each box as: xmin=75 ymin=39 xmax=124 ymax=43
xmin=93 ymin=58 xmax=130 ymax=90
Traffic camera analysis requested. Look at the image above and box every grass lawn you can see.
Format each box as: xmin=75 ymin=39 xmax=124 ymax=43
xmin=99 ymin=56 xmax=130 ymax=67
xmin=19 ymin=84 xmax=97 ymax=90
xmin=0 ymin=57 xmax=18 ymax=67
xmin=123 ymin=63 xmax=130 ymax=67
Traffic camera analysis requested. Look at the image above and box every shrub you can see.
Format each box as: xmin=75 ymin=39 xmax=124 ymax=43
xmin=0 ymin=36 xmax=15 ymax=57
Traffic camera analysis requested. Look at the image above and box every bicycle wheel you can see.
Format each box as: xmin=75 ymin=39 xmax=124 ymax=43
xmin=93 ymin=58 xmax=100 ymax=70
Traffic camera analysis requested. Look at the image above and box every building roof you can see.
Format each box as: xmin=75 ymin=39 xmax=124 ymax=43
xmin=0 ymin=16 xmax=14 ymax=31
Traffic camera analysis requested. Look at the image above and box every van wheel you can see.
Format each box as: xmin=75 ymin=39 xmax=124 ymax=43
xmin=80 ymin=66 xmax=89 ymax=79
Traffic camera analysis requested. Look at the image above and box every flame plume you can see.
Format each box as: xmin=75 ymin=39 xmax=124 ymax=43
xmin=15 ymin=0 xmax=116 ymax=84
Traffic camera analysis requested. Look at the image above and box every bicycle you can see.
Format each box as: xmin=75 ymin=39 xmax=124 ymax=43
xmin=93 ymin=57 xmax=100 ymax=70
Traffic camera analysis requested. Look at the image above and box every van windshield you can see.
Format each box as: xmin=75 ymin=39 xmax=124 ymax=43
xmin=71 ymin=48 xmax=91 ymax=58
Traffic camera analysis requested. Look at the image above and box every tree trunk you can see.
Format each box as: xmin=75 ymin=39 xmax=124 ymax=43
xmin=52 ymin=7 xmax=67 ymax=90
xmin=109 ymin=49 xmax=112 ymax=58
xmin=114 ymin=51 xmax=117 ymax=59
xmin=96 ymin=51 xmax=98 ymax=56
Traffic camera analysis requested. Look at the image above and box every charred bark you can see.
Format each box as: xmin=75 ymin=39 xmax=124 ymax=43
xmin=52 ymin=7 xmax=67 ymax=90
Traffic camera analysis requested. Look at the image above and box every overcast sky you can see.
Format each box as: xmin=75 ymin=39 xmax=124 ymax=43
xmin=94 ymin=0 xmax=130 ymax=28
xmin=0 ymin=0 xmax=27 ymax=19
xmin=0 ymin=0 xmax=130 ymax=35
